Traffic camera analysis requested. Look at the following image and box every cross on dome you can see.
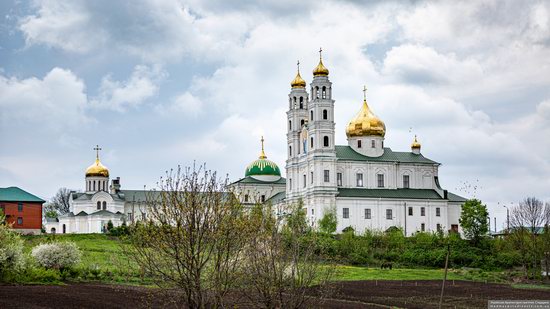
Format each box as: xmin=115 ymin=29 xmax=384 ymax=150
xmin=93 ymin=145 xmax=102 ymax=160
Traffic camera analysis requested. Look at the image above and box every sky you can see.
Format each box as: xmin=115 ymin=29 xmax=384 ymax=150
xmin=0 ymin=0 xmax=549 ymax=230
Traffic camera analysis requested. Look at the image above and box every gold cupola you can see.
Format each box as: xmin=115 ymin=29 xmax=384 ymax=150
xmin=290 ymin=60 xmax=306 ymax=88
xmin=313 ymin=48 xmax=329 ymax=76
xmin=85 ymin=145 xmax=109 ymax=177
xmin=411 ymin=135 xmax=421 ymax=150
xmin=345 ymin=87 xmax=386 ymax=138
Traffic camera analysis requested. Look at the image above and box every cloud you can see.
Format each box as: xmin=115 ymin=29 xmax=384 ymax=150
xmin=91 ymin=65 xmax=165 ymax=111
xmin=156 ymin=92 xmax=203 ymax=117
xmin=0 ymin=67 xmax=89 ymax=130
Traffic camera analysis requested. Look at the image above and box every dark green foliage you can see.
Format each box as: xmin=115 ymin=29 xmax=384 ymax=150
xmin=108 ymin=222 xmax=129 ymax=236
xmin=106 ymin=220 xmax=114 ymax=232
xmin=459 ymin=199 xmax=489 ymax=245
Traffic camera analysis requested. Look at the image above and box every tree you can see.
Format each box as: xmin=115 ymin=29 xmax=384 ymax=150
xmin=0 ymin=209 xmax=25 ymax=281
xmin=510 ymin=197 xmax=550 ymax=278
xmin=242 ymin=202 xmax=334 ymax=308
xmin=126 ymin=165 xmax=248 ymax=308
xmin=44 ymin=210 xmax=58 ymax=219
xmin=47 ymin=188 xmax=72 ymax=215
xmin=318 ymin=205 xmax=337 ymax=235
xmin=459 ymin=199 xmax=489 ymax=245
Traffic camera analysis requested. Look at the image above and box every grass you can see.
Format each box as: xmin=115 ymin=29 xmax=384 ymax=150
xmin=512 ymin=283 xmax=550 ymax=290
xmin=333 ymin=265 xmax=464 ymax=281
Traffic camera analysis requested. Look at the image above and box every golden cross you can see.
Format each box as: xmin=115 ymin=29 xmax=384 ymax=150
xmin=93 ymin=145 xmax=102 ymax=160
xmin=259 ymin=136 xmax=267 ymax=159
xmin=363 ymin=85 xmax=367 ymax=100
xmin=297 ymin=60 xmax=300 ymax=72
xmin=319 ymin=47 xmax=323 ymax=59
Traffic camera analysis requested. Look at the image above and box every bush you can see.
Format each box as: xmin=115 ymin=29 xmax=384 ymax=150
xmin=0 ymin=211 xmax=25 ymax=280
xmin=31 ymin=242 xmax=82 ymax=270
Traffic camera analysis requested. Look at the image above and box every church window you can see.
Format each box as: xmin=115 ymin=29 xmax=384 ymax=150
xmin=102 ymin=201 xmax=107 ymax=210
xmin=299 ymin=101 xmax=303 ymax=109
xmin=356 ymin=173 xmax=363 ymax=187
xmin=311 ymin=172 xmax=313 ymax=184
xmin=436 ymin=207 xmax=441 ymax=217
xmin=18 ymin=202 xmax=23 ymax=212
xmin=386 ymin=209 xmax=392 ymax=220
xmin=403 ymin=175 xmax=410 ymax=188
xmin=324 ymin=170 xmax=330 ymax=182
xmin=293 ymin=96 xmax=296 ymax=103
xmin=310 ymin=137 xmax=314 ymax=149
xmin=289 ymin=146 xmax=292 ymax=156
xmin=311 ymin=208 xmax=314 ymax=215
xmin=382 ymin=141 xmax=384 ymax=148
xmin=323 ymin=136 xmax=329 ymax=147
xmin=421 ymin=207 xmax=425 ymax=216
xmin=408 ymin=207 xmax=413 ymax=216
xmin=303 ymin=175 xmax=306 ymax=188
xmin=337 ymin=173 xmax=342 ymax=187
xmin=17 ymin=217 xmax=23 ymax=225
xmin=97 ymin=202 xmax=101 ymax=210
xmin=300 ymin=119 xmax=305 ymax=127
xmin=289 ymin=178 xmax=292 ymax=189
xmin=357 ymin=140 xmax=362 ymax=148
xmin=93 ymin=181 xmax=96 ymax=191
xmin=343 ymin=208 xmax=349 ymax=219
xmin=322 ymin=86 xmax=326 ymax=99
xmin=261 ymin=195 xmax=266 ymax=203
xmin=310 ymin=110 xmax=313 ymax=120
xmin=315 ymin=86 xmax=319 ymax=99
xmin=62 ymin=224 xmax=66 ymax=234
xmin=377 ymin=174 xmax=384 ymax=188
xmin=323 ymin=109 xmax=328 ymax=120
xmin=289 ymin=120 xmax=292 ymax=130
xmin=365 ymin=208 xmax=371 ymax=219
xmin=421 ymin=223 xmax=425 ymax=232
xmin=371 ymin=140 xmax=375 ymax=148
xmin=244 ymin=194 xmax=249 ymax=202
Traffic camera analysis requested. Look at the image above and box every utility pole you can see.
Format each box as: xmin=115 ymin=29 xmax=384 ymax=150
xmin=494 ymin=217 xmax=497 ymax=233
xmin=439 ymin=243 xmax=450 ymax=309
xmin=503 ymin=205 xmax=510 ymax=233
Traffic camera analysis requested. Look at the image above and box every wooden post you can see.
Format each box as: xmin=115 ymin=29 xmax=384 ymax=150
xmin=439 ymin=243 xmax=450 ymax=309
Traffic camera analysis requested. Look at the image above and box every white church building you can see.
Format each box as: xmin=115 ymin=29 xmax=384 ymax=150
xmin=230 ymin=52 xmax=466 ymax=236
xmin=47 ymin=51 xmax=466 ymax=235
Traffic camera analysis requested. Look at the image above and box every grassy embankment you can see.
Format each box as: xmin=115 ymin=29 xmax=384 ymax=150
xmin=20 ymin=234 xmax=543 ymax=287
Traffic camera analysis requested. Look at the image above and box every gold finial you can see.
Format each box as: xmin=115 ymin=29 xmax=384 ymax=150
xmin=291 ymin=60 xmax=306 ymax=87
xmin=297 ymin=60 xmax=300 ymax=73
xmin=363 ymin=85 xmax=367 ymax=101
xmin=411 ymin=135 xmax=421 ymax=149
xmin=319 ymin=47 xmax=323 ymax=60
xmin=259 ymin=136 xmax=267 ymax=159
xmin=93 ymin=145 xmax=102 ymax=161
xmin=313 ymin=47 xmax=329 ymax=76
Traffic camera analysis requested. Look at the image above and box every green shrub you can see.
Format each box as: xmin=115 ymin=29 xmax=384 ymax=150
xmin=0 ymin=211 xmax=25 ymax=281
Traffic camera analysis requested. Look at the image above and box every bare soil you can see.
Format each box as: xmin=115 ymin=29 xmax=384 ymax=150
xmin=1 ymin=280 xmax=549 ymax=309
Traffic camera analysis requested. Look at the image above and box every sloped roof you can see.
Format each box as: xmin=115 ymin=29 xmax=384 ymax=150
xmin=231 ymin=176 xmax=286 ymax=186
xmin=338 ymin=188 xmax=444 ymax=200
xmin=335 ymin=146 xmax=439 ymax=164
xmin=266 ymin=191 xmax=286 ymax=204
xmin=0 ymin=187 xmax=45 ymax=203
xmin=447 ymin=192 xmax=467 ymax=202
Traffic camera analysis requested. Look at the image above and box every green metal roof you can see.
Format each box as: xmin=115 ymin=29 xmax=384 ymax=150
xmin=231 ymin=176 xmax=286 ymax=185
xmin=266 ymin=191 xmax=286 ymax=204
xmin=447 ymin=192 xmax=467 ymax=202
xmin=0 ymin=187 xmax=45 ymax=203
xmin=245 ymin=158 xmax=281 ymax=177
xmin=338 ymin=188 xmax=444 ymax=200
xmin=335 ymin=146 xmax=438 ymax=164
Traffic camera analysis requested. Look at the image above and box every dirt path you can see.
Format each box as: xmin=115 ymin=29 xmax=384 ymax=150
xmin=1 ymin=280 xmax=549 ymax=308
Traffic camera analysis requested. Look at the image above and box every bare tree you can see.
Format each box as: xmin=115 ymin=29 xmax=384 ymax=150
xmin=241 ymin=201 xmax=334 ymax=308
xmin=47 ymin=188 xmax=72 ymax=215
xmin=509 ymin=197 xmax=548 ymax=278
xmin=126 ymin=165 xmax=249 ymax=308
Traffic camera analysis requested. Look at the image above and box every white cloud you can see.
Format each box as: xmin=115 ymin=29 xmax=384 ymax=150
xmin=156 ymin=92 xmax=203 ymax=117
xmin=91 ymin=65 xmax=165 ymax=111
xmin=0 ymin=67 xmax=89 ymax=129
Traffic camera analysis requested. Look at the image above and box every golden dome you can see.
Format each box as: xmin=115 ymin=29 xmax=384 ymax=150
xmin=411 ymin=135 xmax=421 ymax=149
xmin=86 ymin=158 xmax=109 ymax=177
xmin=313 ymin=58 xmax=329 ymax=76
xmin=345 ymin=97 xmax=386 ymax=138
xmin=291 ymin=71 xmax=306 ymax=88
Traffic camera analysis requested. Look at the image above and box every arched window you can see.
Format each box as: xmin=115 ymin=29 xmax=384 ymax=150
xmin=102 ymin=201 xmax=107 ymax=210
xmin=323 ymin=109 xmax=328 ymax=120
xmin=299 ymin=102 xmax=303 ymax=109
xmin=310 ymin=137 xmax=314 ymax=149
xmin=50 ymin=227 xmax=56 ymax=234
xmin=371 ymin=140 xmax=376 ymax=148
xmin=293 ymin=96 xmax=296 ymax=103
xmin=97 ymin=201 xmax=101 ymax=210
xmin=244 ymin=194 xmax=249 ymax=202
xmin=310 ymin=110 xmax=313 ymax=120
xmin=300 ymin=119 xmax=305 ymax=127
xmin=358 ymin=140 xmax=362 ymax=148
xmin=315 ymin=86 xmax=319 ymax=99
xmin=289 ymin=98 xmax=292 ymax=109
xmin=93 ymin=181 xmax=96 ymax=191
xmin=289 ymin=120 xmax=292 ymax=130
xmin=62 ymin=224 xmax=66 ymax=234
xmin=289 ymin=146 xmax=292 ymax=156
xmin=323 ymin=136 xmax=329 ymax=147
xmin=322 ymin=86 xmax=326 ymax=99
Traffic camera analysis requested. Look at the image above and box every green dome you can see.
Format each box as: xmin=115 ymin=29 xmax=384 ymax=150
xmin=245 ymin=159 xmax=281 ymax=177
